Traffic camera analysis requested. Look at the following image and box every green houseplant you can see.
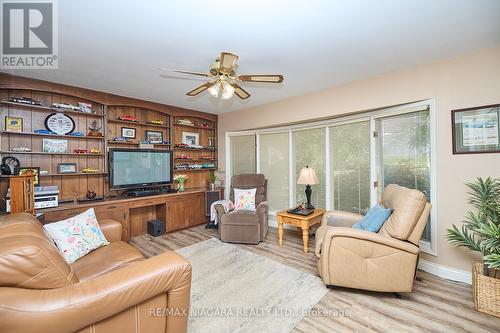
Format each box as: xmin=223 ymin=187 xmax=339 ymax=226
xmin=208 ymin=171 xmax=217 ymax=191
xmin=446 ymin=177 xmax=500 ymax=275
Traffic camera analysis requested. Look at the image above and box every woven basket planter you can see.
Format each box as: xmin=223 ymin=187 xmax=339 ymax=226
xmin=472 ymin=262 xmax=500 ymax=318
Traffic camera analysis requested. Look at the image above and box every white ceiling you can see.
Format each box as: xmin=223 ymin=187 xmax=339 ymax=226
xmin=3 ymin=0 xmax=500 ymax=114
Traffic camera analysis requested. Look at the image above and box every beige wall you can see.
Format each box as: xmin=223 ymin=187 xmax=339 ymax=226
xmin=218 ymin=45 xmax=500 ymax=272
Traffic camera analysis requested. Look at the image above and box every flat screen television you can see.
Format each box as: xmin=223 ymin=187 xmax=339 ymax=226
xmin=109 ymin=148 xmax=173 ymax=190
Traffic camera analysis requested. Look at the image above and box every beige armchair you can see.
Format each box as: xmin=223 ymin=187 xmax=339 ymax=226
xmin=315 ymin=184 xmax=431 ymax=292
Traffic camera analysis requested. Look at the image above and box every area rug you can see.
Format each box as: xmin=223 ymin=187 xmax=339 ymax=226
xmin=176 ymin=238 xmax=328 ymax=333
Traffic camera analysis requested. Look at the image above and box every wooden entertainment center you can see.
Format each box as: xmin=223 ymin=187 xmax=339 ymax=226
xmin=0 ymin=73 xmax=219 ymax=234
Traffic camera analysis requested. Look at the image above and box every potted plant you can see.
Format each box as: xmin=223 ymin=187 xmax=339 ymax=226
xmin=446 ymin=177 xmax=500 ymax=317
xmin=208 ymin=171 xmax=217 ymax=191
xmin=174 ymin=174 xmax=189 ymax=192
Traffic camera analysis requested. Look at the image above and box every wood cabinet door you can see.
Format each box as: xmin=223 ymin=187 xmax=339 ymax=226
xmin=167 ymin=196 xmax=189 ymax=232
xmin=94 ymin=203 xmax=130 ymax=241
xmin=166 ymin=192 xmax=205 ymax=232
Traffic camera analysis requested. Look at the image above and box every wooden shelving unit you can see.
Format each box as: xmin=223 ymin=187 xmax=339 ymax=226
xmin=173 ymin=116 xmax=217 ymax=188
xmin=0 ymin=79 xmax=218 ymax=204
xmin=1 ymin=151 xmax=103 ymax=156
xmin=0 ymin=89 xmax=106 ymax=201
xmin=0 ymin=100 xmax=105 ymax=118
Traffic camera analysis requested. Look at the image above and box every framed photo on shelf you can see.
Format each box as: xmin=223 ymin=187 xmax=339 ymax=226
xmin=42 ymin=138 xmax=68 ymax=153
xmin=452 ymin=104 xmax=500 ymax=154
xmin=145 ymin=130 xmax=163 ymax=143
xmin=58 ymin=163 xmax=77 ymax=174
xmin=182 ymin=132 xmax=199 ymax=146
xmin=121 ymin=127 xmax=136 ymax=139
xmin=19 ymin=167 xmax=40 ymax=186
xmin=5 ymin=116 xmax=23 ymax=132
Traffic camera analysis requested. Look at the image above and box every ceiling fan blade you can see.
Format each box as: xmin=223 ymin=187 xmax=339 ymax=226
xmin=238 ymin=74 xmax=284 ymax=83
xmin=219 ymin=52 xmax=239 ymax=75
xmin=186 ymin=82 xmax=215 ymax=96
xmin=231 ymin=83 xmax=251 ymax=100
xmin=159 ymin=67 xmax=210 ymax=77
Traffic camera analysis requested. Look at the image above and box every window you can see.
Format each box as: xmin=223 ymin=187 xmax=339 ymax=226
xmin=330 ymin=121 xmax=371 ymax=214
xmin=229 ymin=134 xmax=256 ymax=176
xmin=376 ymin=109 xmax=432 ymax=241
xmin=259 ymin=132 xmax=289 ymax=211
xmin=226 ymin=100 xmax=435 ymax=254
xmin=293 ymin=128 xmax=326 ymax=208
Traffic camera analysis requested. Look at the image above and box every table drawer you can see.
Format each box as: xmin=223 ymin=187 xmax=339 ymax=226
xmin=128 ymin=197 xmax=165 ymax=208
xmin=280 ymin=216 xmax=302 ymax=226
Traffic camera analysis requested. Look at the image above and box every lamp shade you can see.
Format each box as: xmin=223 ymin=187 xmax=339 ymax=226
xmin=297 ymin=166 xmax=319 ymax=185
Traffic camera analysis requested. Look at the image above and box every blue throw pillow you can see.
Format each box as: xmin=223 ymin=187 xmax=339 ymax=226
xmin=352 ymin=204 xmax=393 ymax=233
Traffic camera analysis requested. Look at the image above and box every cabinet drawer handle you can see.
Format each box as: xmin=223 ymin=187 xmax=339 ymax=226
xmin=107 ymin=205 xmax=117 ymax=209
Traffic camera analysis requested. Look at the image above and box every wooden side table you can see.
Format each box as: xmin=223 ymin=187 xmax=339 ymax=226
xmin=276 ymin=209 xmax=326 ymax=253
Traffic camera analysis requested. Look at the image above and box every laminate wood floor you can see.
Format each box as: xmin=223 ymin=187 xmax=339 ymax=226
xmin=130 ymin=226 xmax=500 ymax=333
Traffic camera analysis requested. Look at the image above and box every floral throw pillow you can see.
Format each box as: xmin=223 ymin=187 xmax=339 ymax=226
xmin=44 ymin=208 xmax=109 ymax=264
xmin=234 ymin=188 xmax=257 ymax=211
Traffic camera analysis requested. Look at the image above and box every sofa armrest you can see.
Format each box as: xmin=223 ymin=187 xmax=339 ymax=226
xmin=256 ymin=201 xmax=268 ymax=215
xmin=98 ymin=219 xmax=122 ymax=242
xmin=318 ymin=226 xmax=419 ymax=255
xmin=0 ymin=251 xmax=192 ymax=333
xmin=321 ymin=210 xmax=363 ymax=227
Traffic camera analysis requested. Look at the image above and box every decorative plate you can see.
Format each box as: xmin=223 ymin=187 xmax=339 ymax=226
xmin=45 ymin=113 xmax=75 ymax=135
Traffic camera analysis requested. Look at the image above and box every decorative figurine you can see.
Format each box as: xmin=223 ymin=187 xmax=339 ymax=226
xmin=88 ymin=120 xmax=103 ymax=137
xmin=118 ymin=115 xmax=137 ymax=122
xmin=86 ymin=190 xmax=97 ymax=199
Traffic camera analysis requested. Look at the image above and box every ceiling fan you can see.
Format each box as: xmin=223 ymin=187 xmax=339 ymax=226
xmin=160 ymin=52 xmax=284 ymax=100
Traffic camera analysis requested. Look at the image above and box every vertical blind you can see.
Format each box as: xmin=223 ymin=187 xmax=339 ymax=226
xmin=330 ymin=121 xmax=371 ymax=214
xmin=259 ymin=132 xmax=289 ymax=211
xmin=230 ymin=135 xmax=256 ymax=176
xmin=293 ymin=128 xmax=326 ymax=208
xmin=227 ymin=104 xmax=433 ymax=246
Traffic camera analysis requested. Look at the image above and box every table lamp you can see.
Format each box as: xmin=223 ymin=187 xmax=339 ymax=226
xmin=297 ymin=166 xmax=319 ymax=209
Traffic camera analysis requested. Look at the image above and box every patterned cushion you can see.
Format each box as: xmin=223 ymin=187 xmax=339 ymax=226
xmin=44 ymin=208 xmax=109 ymax=264
xmin=234 ymin=188 xmax=257 ymax=211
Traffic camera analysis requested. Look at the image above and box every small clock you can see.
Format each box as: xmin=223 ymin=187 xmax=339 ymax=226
xmin=45 ymin=113 xmax=75 ymax=135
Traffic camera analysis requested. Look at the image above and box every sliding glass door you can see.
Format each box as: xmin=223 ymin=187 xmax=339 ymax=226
xmin=375 ymin=109 xmax=432 ymax=241
xmin=330 ymin=121 xmax=371 ymax=214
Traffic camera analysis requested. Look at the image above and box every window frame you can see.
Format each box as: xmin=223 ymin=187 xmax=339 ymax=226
xmin=225 ymin=99 xmax=437 ymax=255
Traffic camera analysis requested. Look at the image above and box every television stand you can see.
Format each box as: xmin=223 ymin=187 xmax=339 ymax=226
xmin=127 ymin=189 xmax=161 ymax=197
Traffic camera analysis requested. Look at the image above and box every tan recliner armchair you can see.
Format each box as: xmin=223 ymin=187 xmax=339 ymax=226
xmin=0 ymin=213 xmax=191 ymax=333
xmin=315 ymin=184 xmax=431 ymax=292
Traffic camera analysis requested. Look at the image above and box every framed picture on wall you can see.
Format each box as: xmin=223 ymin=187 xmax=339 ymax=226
xmin=452 ymin=104 xmax=500 ymax=154
xmin=145 ymin=130 xmax=163 ymax=143
xmin=182 ymin=132 xmax=199 ymax=146
xmin=42 ymin=138 xmax=68 ymax=153
xmin=121 ymin=127 xmax=136 ymax=138
xmin=58 ymin=163 xmax=77 ymax=174
xmin=5 ymin=116 xmax=23 ymax=132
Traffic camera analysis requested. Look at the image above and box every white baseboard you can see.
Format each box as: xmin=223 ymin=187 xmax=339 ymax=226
xmin=418 ymin=259 xmax=472 ymax=284
xmin=269 ymin=215 xmax=472 ymax=285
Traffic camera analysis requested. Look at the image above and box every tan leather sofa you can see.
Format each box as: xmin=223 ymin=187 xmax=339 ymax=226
xmin=315 ymin=184 xmax=431 ymax=292
xmin=216 ymin=174 xmax=269 ymax=244
xmin=0 ymin=213 xmax=191 ymax=333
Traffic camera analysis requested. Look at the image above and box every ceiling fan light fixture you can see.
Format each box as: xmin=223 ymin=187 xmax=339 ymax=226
xmin=208 ymin=83 xmax=220 ymax=97
xmin=222 ymin=81 xmax=235 ymax=100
